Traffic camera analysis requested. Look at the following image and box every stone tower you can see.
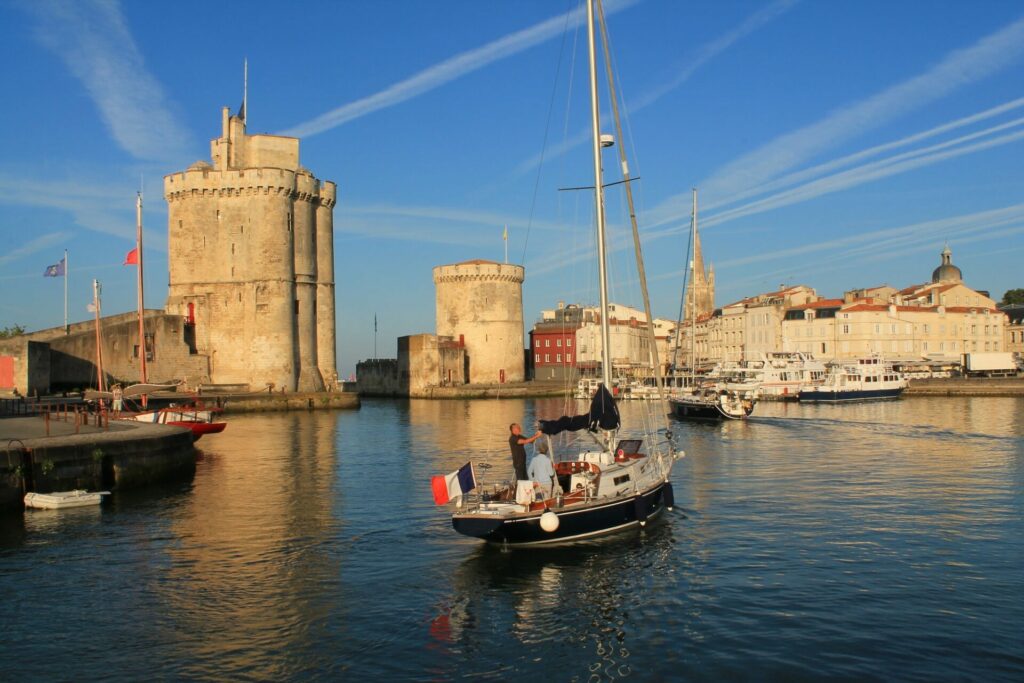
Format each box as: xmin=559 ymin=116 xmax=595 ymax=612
xmin=433 ymin=260 xmax=525 ymax=384
xmin=164 ymin=107 xmax=337 ymax=391
xmin=684 ymin=218 xmax=715 ymax=320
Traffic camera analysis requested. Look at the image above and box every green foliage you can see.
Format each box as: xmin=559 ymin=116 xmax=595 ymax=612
xmin=0 ymin=324 xmax=26 ymax=339
xmin=1001 ymin=289 xmax=1024 ymax=306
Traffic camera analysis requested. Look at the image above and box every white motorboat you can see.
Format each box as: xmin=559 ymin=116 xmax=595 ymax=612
xmin=799 ymin=356 xmax=908 ymax=402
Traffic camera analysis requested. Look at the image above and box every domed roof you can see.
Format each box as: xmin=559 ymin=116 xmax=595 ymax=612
xmin=931 ymin=243 xmax=962 ymax=283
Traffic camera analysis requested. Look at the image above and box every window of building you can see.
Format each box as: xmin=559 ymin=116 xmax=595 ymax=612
xmin=535 ymin=353 xmax=540 ymax=362
xmin=556 ymin=339 xmax=562 ymax=347
xmin=923 ymin=324 xmax=929 ymax=334
xmin=567 ymin=353 xmax=573 ymax=363
xmin=842 ymin=341 xmax=850 ymax=352
xmin=875 ymin=324 xmax=880 ymax=334
xmin=923 ymin=341 xmax=929 ymax=351
xmin=544 ymin=354 xmax=550 ymax=362
xmin=545 ymin=339 xmax=550 ymax=347
xmin=556 ymin=353 xmax=562 ymax=363
xmin=567 ymin=338 xmax=573 ymax=347
xmin=842 ymin=324 xmax=850 ymax=334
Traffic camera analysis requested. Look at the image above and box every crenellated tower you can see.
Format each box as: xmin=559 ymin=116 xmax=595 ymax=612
xmin=164 ymin=107 xmax=337 ymax=391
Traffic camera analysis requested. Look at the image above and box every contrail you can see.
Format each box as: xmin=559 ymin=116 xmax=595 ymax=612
xmin=282 ymin=0 xmax=639 ymax=138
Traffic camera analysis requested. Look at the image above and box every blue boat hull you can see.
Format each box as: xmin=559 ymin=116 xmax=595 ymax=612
xmin=798 ymin=387 xmax=903 ymax=403
xmin=452 ymin=481 xmax=674 ymax=546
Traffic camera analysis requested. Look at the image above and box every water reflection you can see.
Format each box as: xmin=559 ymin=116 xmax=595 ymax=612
xmin=156 ymin=411 xmax=342 ymax=679
xmin=0 ymin=397 xmax=1022 ymax=680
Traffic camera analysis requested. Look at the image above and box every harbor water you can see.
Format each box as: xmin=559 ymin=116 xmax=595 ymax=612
xmin=2 ymin=396 xmax=1023 ymax=680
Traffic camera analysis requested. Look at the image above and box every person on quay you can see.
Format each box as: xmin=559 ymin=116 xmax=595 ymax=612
xmin=508 ymin=423 xmax=542 ymax=481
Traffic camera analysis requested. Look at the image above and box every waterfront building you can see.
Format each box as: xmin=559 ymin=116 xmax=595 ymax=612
xmin=529 ymin=303 xmax=587 ymax=381
xmin=1000 ymin=304 xmax=1024 ymax=356
xmin=433 ymin=259 xmax=525 ymax=384
xmin=164 ymin=107 xmax=337 ymax=392
xmin=782 ymin=247 xmax=1006 ymax=360
xmin=569 ymin=303 xmax=666 ymax=379
xmin=675 ymin=285 xmax=819 ymax=367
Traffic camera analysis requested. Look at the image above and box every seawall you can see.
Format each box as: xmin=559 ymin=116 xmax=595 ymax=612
xmin=204 ymin=391 xmax=360 ymax=413
xmin=905 ymin=377 xmax=1024 ymax=396
xmin=0 ymin=417 xmax=195 ymax=511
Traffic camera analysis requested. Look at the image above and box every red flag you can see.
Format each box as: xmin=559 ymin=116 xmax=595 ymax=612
xmin=123 ymin=248 xmax=138 ymax=265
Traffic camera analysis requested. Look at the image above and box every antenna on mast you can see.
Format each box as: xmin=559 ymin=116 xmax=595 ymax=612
xmin=243 ymin=58 xmax=248 ymax=123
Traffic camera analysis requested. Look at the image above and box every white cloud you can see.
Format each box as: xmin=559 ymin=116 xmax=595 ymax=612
xmin=700 ymin=14 xmax=1024 ymax=204
xmin=26 ymin=0 xmax=191 ymax=162
xmin=0 ymin=232 xmax=72 ymax=267
xmin=281 ymin=0 xmax=640 ymax=138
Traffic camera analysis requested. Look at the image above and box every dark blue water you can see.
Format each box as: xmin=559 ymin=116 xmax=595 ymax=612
xmin=2 ymin=396 xmax=1023 ymax=681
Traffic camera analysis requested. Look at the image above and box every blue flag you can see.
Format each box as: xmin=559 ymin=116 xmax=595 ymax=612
xmin=44 ymin=258 xmax=66 ymax=277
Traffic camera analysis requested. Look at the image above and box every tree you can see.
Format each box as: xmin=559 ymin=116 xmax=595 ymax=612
xmin=0 ymin=324 xmax=26 ymax=339
xmin=1001 ymin=289 xmax=1024 ymax=306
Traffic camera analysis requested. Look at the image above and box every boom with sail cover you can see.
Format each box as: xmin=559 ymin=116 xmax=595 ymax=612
xmin=539 ymin=384 xmax=620 ymax=435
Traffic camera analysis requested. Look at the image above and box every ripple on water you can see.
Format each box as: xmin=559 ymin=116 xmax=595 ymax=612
xmin=1 ymin=397 xmax=1023 ymax=680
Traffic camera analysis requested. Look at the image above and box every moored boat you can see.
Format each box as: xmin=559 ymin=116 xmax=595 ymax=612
xmin=798 ymin=356 xmax=907 ymax=403
xmin=669 ymin=386 xmax=755 ymax=420
xmin=24 ymin=490 xmax=109 ymax=510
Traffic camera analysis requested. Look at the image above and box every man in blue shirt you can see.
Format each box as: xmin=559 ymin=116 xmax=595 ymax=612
xmin=528 ymin=447 xmax=557 ymax=499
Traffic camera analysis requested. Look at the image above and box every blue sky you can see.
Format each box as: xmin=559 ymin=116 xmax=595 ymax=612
xmin=1 ymin=0 xmax=1022 ymax=377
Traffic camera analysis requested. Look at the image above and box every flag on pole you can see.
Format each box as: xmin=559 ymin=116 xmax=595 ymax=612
xmin=503 ymin=225 xmax=508 ymax=242
xmin=43 ymin=258 xmax=66 ymax=277
xmin=431 ymin=462 xmax=477 ymax=505
xmin=123 ymin=248 xmax=139 ymax=265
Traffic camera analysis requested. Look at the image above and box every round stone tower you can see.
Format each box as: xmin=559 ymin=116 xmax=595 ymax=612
xmin=164 ymin=107 xmax=336 ymax=392
xmin=433 ymin=260 xmax=525 ymax=384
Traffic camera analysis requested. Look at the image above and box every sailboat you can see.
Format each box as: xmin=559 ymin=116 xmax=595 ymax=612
xmin=112 ymin=194 xmax=227 ymax=441
xmin=445 ymin=0 xmax=682 ymax=546
xmin=668 ymin=190 xmax=758 ymax=421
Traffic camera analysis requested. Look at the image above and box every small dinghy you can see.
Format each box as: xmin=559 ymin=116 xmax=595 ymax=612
xmin=24 ymin=490 xmax=110 ymax=510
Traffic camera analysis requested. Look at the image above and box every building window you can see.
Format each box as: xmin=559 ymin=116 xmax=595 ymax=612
xmin=567 ymin=338 xmax=573 ymax=347
xmin=556 ymin=339 xmax=562 ymax=347
xmin=842 ymin=325 xmax=850 ymax=334
xmin=875 ymin=324 xmax=880 ymax=334
xmin=567 ymin=353 xmax=573 ymax=363
xmin=556 ymin=353 xmax=562 ymax=362
xmin=545 ymin=339 xmax=550 ymax=348
xmin=535 ymin=354 xmax=540 ymax=362
xmin=923 ymin=324 xmax=929 ymax=334
xmin=544 ymin=354 xmax=550 ymax=362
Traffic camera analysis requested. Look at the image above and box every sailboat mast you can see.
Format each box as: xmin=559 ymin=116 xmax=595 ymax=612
xmin=136 ymin=193 xmax=147 ymax=387
xmin=690 ymin=188 xmax=697 ymax=375
xmin=587 ymin=0 xmax=613 ymax=393
xmin=63 ymin=249 xmax=68 ymax=334
xmin=595 ymin=0 xmax=671 ymax=427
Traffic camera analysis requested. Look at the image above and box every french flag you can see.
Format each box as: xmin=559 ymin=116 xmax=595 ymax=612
xmin=432 ymin=462 xmax=477 ymax=505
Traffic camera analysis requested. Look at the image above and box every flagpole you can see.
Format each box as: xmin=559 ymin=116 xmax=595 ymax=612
xmin=93 ymin=279 xmax=105 ymax=393
xmin=63 ymin=249 xmax=68 ymax=334
xmin=136 ymin=193 xmax=148 ymax=400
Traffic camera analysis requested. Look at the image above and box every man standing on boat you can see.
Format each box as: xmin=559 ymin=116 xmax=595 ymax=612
xmin=509 ymin=423 xmax=542 ymax=481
